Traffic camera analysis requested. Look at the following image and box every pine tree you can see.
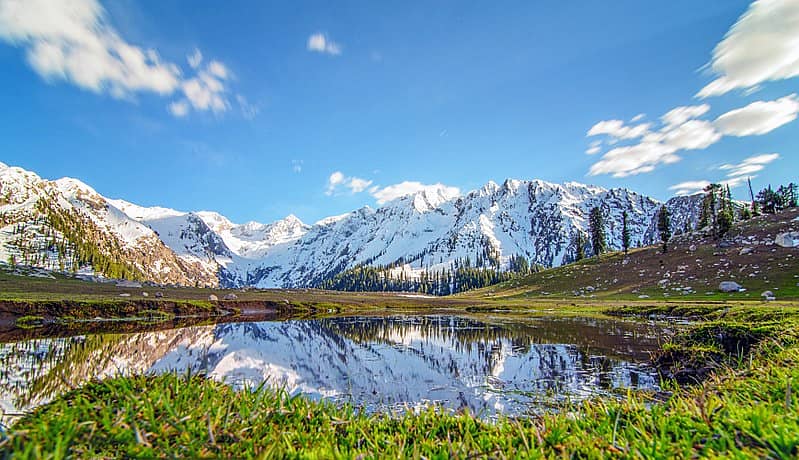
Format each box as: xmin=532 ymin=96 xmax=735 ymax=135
xmin=621 ymin=211 xmax=631 ymax=255
xmin=657 ymin=206 xmax=671 ymax=253
xmin=588 ymin=206 xmax=606 ymax=257
xmin=574 ymin=232 xmax=586 ymax=261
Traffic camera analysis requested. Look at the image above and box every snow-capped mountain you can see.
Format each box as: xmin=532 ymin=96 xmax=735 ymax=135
xmin=0 ymin=162 xmax=220 ymax=286
xmin=0 ymin=161 xmax=701 ymax=288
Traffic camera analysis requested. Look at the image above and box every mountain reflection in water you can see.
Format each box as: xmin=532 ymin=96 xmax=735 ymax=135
xmin=0 ymin=315 xmax=674 ymax=423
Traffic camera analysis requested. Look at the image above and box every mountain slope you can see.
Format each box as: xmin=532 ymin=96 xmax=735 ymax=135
xmin=0 ymin=163 xmax=220 ymax=286
xmin=0 ymin=162 xmax=703 ymax=290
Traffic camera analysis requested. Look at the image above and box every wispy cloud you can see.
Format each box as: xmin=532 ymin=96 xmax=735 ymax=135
xmin=669 ymin=180 xmax=711 ymax=196
xmin=719 ymin=153 xmax=780 ymax=177
xmin=669 ymin=152 xmax=780 ymax=196
xmin=715 ymin=94 xmax=799 ymax=136
xmin=325 ymin=171 xmax=372 ymax=195
xmin=587 ymin=94 xmax=795 ymax=178
xmin=370 ymin=182 xmax=461 ymax=205
xmin=307 ymin=33 xmax=341 ymax=56
xmin=0 ymin=0 xmax=246 ymax=118
xmin=697 ymin=0 xmax=799 ymax=98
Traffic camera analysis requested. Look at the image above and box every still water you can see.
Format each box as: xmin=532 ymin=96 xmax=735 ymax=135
xmin=0 ymin=314 xmax=676 ymax=424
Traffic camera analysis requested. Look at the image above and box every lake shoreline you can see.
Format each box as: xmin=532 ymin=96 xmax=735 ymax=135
xmin=3 ymin=302 xmax=798 ymax=457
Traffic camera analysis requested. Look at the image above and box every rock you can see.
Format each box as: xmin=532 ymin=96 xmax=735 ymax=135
xmin=718 ymin=240 xmax=734 ymax=249
xmin=154 ymin=292 xmax=164 ymax=298
xmin=761 ymin=291 xmax=776 ymax=301
xmin=775 ymin=232 xmax=799 ymax=248
xmin=719 ymin=281 xmax=743 ymax=293
xmin=585 ymin=286 xmax=595 ymax=292
xmin=119 ymin=293 xmax=131 ymax=297
xmin=209 ymin=294 xmax=219 ymax=301
xmin=638 ymin=295 xmax=650 ymax=299
xmin=115 ymin=280 xmax=142 ymax=288
xmin=689 ymin=244 xmax=697 ymax=252
xmin=141 ymin=292 xmax=149 ymax=297
xmin=223 ymin=293 xmax=238 ymax=301
xmin=739 ymin=247 xmax=753 ymax=255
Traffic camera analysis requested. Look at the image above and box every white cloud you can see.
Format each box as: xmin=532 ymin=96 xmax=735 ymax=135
xmin=661 ymin=104 xmax=710 ymax=127
xmin=585 ymin=140 xmax=602 ymax=155
xmin=307 ymin=33 xmax=341 ymax=56
xmin=714 ymin=94 xmax=799 ymax=136
xmin=698 ymin=0 xmax=799 ymax=98
xmin=236 ymin=94 xmax=259 ymax=120
xmin=325 ymin=171 xmax=372 ymax=195
xmin=588 ymin=142 xmax=680 ymax=178
xmin=291 ymin=160 xmax=303 ymax=173
xmin=669 ymin=180 xmax=711 ymax=196
xmin=660 ymin=119 xmax=722 ymax=150
xmin=719 ymin=153 xmax=780 ymax=177
xmin=168 ymin=100 xmax=189 ymax=117
xmin=587 ymin=119 xmax=651 ymax=140
xmin=630 ymin=113 xmax=646 ymax=122
xmin=0 ymin=0 xmax=244 ymax=117
xmin=370 ymin=181 xmax=461 ymax=205
xmin=347 ymin=177 xmax=373 ymax=193
xmin=587 ymin=93 xmax=798 ymax=178
xmin=668 ymin=153 xmax=779 ymax=196
xmin=187 ymin=48 xmax=202 ymax=69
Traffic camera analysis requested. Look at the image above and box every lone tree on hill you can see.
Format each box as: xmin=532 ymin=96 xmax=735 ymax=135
xmin=621 ymin=211 xmax=631 ymax=255
xmin=657 ymin=206 xmax=672 ymax=253
xmin=588 ymin=206 xmax=607 ymax=257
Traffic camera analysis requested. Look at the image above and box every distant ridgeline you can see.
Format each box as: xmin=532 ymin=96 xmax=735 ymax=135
xmin=1 ymin=161 xmax=794 ymax=294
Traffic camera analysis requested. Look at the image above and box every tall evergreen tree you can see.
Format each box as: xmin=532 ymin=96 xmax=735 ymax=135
xmin=588 ymin=206 xmax=606 ymax=257
xmin=657 ymin=206 xmax=672 ymax=253
xmin=621 ymin=211 xmax=631 ymax=255
xmin=574 ymin=232 xmax=586 ymax=261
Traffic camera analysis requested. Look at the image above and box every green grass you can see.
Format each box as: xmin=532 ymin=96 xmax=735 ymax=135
xmin=3 ymin=305 xmax=799 ymax=458
xmin=13 ymin=315 xmax=45 ymax=329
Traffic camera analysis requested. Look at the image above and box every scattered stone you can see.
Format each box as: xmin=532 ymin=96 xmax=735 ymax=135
xmin=719 ymin=281 xmax=743 ymax=293
xmin=689 ymin=244 xmax=697 ymax=252
xmin=638 ymin=295 xmax=650 ymax=299
xmin=761 ymin=290 xmax=774 ymax=299
xmin=209 ymin=294 xmax=219 ymax=301
xmin=115 ymin=280 xmax=142 ymax=288
xmin=154 ymin=292 xmax=164 ymax=298
xmin=739 ymin=247 xmax=753 ymax=256
xmin=223 ymin=293 xmax=238 ymax=301
xmin=141 ymin=292 xmax=149 ymax=297
xmin=775 ymin=232 xmax=799 ymax=248
xmin=119 ymin=293 xmax=131 ymax=297
xmin=585 ymin=286 xmax=595 ymax=292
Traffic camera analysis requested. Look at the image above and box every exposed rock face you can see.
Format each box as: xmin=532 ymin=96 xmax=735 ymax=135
xmin=719 ymin=281 xmax=743 ymax=293
xmin=775 ymin=232 xmax=799 ymax=248
xmin=1 ymin=162 xmax=704 ymax=289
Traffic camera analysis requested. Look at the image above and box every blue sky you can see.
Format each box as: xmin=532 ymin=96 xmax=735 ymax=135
xmin=0 ymin=0 xmax=797 ymax=224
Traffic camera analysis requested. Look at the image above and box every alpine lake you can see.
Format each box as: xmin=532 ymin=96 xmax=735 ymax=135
xmin=0 ymin=312 xmax=683 ymax=427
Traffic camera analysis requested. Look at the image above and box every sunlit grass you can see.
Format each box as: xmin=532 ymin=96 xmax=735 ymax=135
xmin=3 ymin=305 xmax=799 ymax=458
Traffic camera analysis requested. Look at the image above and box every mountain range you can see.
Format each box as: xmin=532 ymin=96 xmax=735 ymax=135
xmin=0 ymin=161 xmax=701 ymax=288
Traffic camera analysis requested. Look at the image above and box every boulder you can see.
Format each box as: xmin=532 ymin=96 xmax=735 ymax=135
xmin=739 ymin=247 xmax=753 ymax=255
xmin=719 ymin=281 xmax=743 ymax=293
xmin=223 ymin=293 xmax=238 ymax=301
xmin=154 ymin=292 xmax=164 ymax=298
xmin=775 ymin=232 xmax=799 ymax=248
xmin=209 ymin=294 xmax=219 ymax=301
xmin=761 ymin=291 xmax=776 ymax=301
xmin=689 ymin=244 xmax=697 ymax=252
xmin=119 ymin=293 xmax=131 ymax=297
xmin=141 ymin=292 xmax=149 ymax=297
